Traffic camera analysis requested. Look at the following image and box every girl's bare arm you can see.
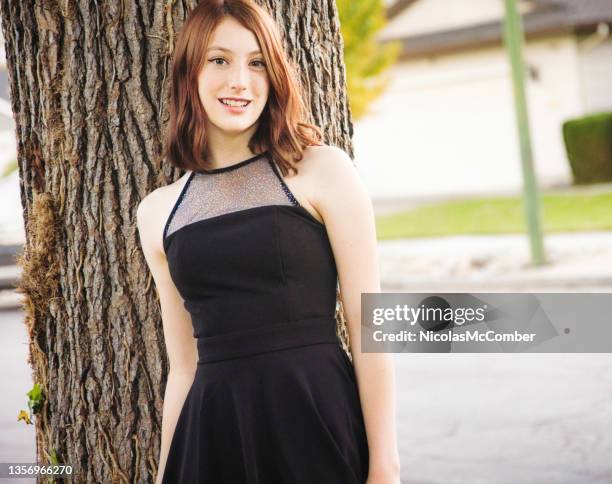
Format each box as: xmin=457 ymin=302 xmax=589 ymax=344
xmin=137 ymin=187 xmax=198 ymax=484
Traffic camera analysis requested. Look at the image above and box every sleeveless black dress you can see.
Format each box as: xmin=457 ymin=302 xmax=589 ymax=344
xmin=160 ymin=151 xmax=369 ymax=483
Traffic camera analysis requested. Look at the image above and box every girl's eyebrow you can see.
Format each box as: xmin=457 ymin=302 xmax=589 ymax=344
xmin=206 ymin=46 xmax=262 ymax=55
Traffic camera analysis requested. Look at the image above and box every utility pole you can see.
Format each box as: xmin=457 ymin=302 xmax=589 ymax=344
xmin=502 ymin=0 xmax=546 ymax=265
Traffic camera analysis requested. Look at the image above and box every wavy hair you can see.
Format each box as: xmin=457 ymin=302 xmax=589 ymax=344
xmin=161 ymin=0 xmax=323 ymax=176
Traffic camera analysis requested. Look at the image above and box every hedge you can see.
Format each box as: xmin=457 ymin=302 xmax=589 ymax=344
xmin=562 ymin=111 xmax=612 ymax=184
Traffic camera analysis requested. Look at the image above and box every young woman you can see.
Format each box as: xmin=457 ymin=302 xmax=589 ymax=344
xmin=136 ymin=1 xmax=400 ymax=482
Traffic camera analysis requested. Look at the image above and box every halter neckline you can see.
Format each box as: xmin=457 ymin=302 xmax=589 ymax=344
xmin=196 ymin=151 xmax=269 ymax=174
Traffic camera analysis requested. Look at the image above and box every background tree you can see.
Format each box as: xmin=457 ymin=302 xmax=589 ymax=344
xmin=0 ymin=1 xmax=353 ymax=481
xmin=337 ymin=0 xmax=401 ymax=120
xmin=1 ymin=158 xmax=16 ymax=177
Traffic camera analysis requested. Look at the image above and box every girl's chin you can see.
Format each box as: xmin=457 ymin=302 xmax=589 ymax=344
xmin=210 ymin=121 xmax=257 ymax=134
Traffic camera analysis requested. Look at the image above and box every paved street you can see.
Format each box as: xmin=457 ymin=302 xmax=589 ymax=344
xmin=2 ymin=308 xmax=612 ymax=483
xmin=0 ymin=310 xmax=36 ymax=484
xmin=394 ymin=352 xmax=612 ymax=483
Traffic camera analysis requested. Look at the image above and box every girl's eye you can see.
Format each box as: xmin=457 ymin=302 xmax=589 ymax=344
xmin=208 ymin=57 xmax=265 ymax=68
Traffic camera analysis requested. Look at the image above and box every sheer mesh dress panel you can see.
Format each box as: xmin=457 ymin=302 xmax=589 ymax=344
xmin=164 ymin=151 xmax=299 ymax=242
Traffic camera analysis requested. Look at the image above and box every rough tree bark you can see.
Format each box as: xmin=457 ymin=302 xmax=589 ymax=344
xmin=0 ymin=1 xmax=353 ymax=482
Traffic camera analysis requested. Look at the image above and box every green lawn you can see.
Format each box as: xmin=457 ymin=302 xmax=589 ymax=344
xmin=375 ymin=192 xmax=612 ymax=239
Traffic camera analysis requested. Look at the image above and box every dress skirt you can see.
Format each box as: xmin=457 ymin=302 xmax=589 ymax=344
xmin=161 ymin=328 xmax=369 ymax=484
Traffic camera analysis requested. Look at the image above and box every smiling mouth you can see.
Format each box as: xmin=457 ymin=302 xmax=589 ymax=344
xmin=219 ymin=98 xmax=251 ymax=107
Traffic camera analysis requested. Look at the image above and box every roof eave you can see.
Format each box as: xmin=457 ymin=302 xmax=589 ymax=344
xmin=388 ymin=21 xmax=609 ymax=61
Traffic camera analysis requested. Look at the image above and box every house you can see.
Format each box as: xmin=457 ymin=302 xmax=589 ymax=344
xmin=354 ymin=0 xmax=612 ymax=204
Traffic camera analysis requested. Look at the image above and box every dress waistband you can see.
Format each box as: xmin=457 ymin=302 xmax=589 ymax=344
xmin=196 ymin=316 xmax=339 ymax=364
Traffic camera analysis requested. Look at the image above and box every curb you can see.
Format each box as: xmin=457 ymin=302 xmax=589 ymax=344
xmin=0 ymin=264 xmax=19 ymax=290
xmin=0 ymin=243 xmax=21 ymax=266
xmin=382 ymin=278 xmax=612 ymax=292
xmin=0 ymin=289 xmax=21 ymax=311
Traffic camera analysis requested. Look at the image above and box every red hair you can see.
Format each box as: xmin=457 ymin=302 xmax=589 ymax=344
xmin=162 ymin=0 xmax=323 ymax=176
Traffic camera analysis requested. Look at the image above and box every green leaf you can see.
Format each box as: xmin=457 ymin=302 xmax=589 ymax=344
xmin=50 ymin=449 xmax=59 ymax=465
xmin=26 ymin=382 xmax=44 ymax=414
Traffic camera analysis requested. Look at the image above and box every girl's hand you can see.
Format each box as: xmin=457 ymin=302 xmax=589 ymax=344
xmin=366 ymin=468 xmax=402 ymax=484
xmin=366 ymin=476 xmax=401 ymax=484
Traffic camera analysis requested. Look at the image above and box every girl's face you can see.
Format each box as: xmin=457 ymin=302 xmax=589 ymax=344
xmin=197 ymin=17 xmax=270 ymax=137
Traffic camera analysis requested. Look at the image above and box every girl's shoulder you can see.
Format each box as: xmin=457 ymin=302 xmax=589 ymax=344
xmin=283 ymin=144 xmax=355 ymax=224
xmin=295 ymin=144 xmax=355 ymax=191
xmin=137 ymin=171 xmax=192 ymax=255
xmin=300 ymin=144 xmax=352 ymax=167
xmin=292 ymin=144 xmax=353 ymax=185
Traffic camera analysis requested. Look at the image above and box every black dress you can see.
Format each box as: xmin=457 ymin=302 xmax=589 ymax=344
xmin=160 ymin=151 xmax=369 ymax=483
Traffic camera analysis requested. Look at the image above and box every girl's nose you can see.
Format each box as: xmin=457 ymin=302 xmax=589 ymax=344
xmin=229 ymin=64 xmax=248 ymax=91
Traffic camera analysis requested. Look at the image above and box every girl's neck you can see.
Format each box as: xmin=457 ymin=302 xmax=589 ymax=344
xmin=205 ymin=125 xmax=259 ymax=170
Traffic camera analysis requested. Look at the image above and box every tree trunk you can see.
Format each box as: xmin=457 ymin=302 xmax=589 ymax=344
xmin=0 ymin=1 xmax=352 ymax=482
